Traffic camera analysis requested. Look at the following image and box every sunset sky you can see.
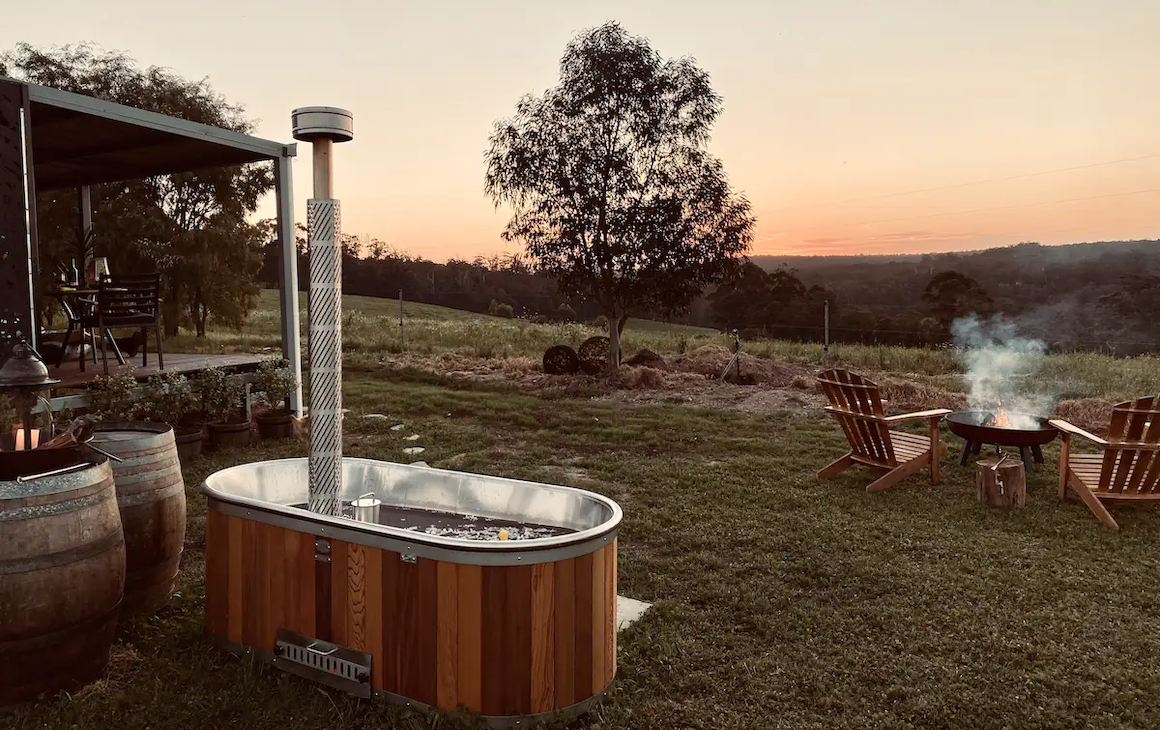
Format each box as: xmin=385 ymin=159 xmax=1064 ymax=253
xmin=4 ymin=0 xmax=1158 ymax=260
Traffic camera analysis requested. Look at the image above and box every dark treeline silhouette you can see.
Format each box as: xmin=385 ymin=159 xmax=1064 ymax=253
xmin=742 ymin=240 xmax=1160 ymax=354
xmin=260 ymin=236 xmax=1160 ymax=355
xmin=257 ymin=230 xmax=608 ymax=323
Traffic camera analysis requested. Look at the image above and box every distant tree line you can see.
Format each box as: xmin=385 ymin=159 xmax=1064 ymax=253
xmin=714 ymin=240 xmax=1160 ymax=355
xmin=261 ymin=238 xmax=1160 ymax=356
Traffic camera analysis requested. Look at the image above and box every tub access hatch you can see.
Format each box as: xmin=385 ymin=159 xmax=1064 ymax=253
xmin=272 ymin=629 xmax=373 ymax=698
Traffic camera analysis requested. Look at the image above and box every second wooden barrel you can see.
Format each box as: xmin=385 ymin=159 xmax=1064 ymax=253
xmin=92 ymin=422 xmax=187 ymax=617
xmin=0 ymin=449 xmax=124 ymax=705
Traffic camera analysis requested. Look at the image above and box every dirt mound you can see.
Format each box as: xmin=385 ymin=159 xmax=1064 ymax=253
xmin=1054 ymin=398 xmax=1114 ymax=436
xmin=670 ymin=344 xmax=796 ymax=386
xmin=624 ymin=348 xmax=667 ymax=369
xmin=876 ymin=377 xmax=967 ymax=413
xmin=616 ymin=366 xmax=672 ymax=389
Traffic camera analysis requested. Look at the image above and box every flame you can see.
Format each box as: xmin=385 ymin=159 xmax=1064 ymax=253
xmin=992 ymin=400 xmax=1011 ymax=429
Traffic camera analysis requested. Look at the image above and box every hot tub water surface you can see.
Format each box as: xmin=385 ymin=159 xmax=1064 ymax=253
xmin=294 ymin=501 xmax=575 ymax=540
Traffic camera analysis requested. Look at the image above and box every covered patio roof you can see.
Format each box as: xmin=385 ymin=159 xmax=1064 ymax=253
xmin=0 ymin=76 xmax=304 ymax=414
xmin=13 ymin=78 xmax=295 ymax=190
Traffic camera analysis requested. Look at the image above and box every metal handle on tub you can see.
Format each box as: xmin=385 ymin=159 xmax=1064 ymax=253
xmin=82 ymin=439 xmax=124 ymax=463
xmin=16 ymin=462 xmax=92 ymax=483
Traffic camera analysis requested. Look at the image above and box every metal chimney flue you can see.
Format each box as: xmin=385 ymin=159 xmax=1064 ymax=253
xmin=293 ymin=106 xmax=354 ymax=516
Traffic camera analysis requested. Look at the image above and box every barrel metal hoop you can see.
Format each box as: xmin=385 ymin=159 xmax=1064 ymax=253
xmin=0 ymin=528 xmax=124 ymax=575
xmin=0 ymin=488 xmax=115 ymax=522
xmin=116 ymin=481 xmax=186 ymax=508
xmin=0 ymin=599 xmax=122 ymax=653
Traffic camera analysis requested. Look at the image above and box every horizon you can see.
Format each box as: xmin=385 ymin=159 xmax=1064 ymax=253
xmin=3 ymin=0 xmax=1158 ymax=262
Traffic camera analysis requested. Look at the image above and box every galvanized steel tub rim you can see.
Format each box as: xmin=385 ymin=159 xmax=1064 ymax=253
xmin=202 ymin=457 xmax=622 ymax=565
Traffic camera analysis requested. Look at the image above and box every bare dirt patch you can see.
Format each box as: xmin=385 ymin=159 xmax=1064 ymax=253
xmin=598 ymin=379 xmax=825 ymax=416
xmin=363 ymin=349 xmax=1117 ymax=433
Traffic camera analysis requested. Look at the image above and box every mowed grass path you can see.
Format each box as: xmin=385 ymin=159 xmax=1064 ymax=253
xmin=7 ymin=373 xmax=1160 ymax=729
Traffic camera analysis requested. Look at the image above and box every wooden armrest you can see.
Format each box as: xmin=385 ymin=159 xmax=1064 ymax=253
xmin=1048 ymin=419 xmax=1107 ymax=446
xmin=884 ymin=409 xmax=952 ymax=423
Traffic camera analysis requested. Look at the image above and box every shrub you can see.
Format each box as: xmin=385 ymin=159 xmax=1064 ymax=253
xmin=555 ymin=303 xmax=577 ymax=323
xmin=195 ymin=367 xmax=247 ymax=424
xmin=139 ymin=371 xmax=197 ymax=426
xmin=493 ymin=302 xmax=515 ymax=318
xmin=252 ymin=358 xmax=296 ymax=413
xmin=89 ymin=371 xmax=141 ymax=422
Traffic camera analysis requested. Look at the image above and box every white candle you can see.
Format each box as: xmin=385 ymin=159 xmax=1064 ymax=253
xmin=13 ymin=427 xmax=40 ymax=450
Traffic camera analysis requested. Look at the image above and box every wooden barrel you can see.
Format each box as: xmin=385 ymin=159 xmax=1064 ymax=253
xmin=92 ymin=422 xmax=187 ymax=617
xmin=0 ymin=449 xmax=124 ymax=705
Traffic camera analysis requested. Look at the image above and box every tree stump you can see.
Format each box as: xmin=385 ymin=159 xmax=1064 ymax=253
xmin=975 ymin=456 xmax=1026 ymax=508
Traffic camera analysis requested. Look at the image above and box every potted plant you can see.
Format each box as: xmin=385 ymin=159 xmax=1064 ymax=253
xmin=252 ymin=358 xmax=296 ymax=440
xmin=195 ymin=367 xmax=250 ymax=449
xmin=88 ymin=371 xmax=142 ymax=423
xmin=141 ymin=372 xmax=204 ymax=461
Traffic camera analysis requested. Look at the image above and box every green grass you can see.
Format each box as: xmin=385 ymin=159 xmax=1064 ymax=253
xmin=7 ymin=375 xmax=1160 ymax=729
xmin=162 ymin=289 xmax=1160 ymax=404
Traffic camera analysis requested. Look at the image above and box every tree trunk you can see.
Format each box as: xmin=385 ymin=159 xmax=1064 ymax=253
xmin=607 ymin=314 xmax=626 ymax=374
xmin=195 ymin=300 xmax=209 ymax=338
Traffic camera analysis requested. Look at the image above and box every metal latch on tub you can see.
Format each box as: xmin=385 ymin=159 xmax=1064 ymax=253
xmin=272 ymin=628 xmax=372 ymax=698
xmin=315 ymin=537 xmax=331 ymax=563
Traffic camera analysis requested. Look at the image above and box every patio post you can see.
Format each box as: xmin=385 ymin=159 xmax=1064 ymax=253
xmin=274 ymin=150 xmax=303 ymax=416
xmin=0 ymin=79 xmax=37 ymax=351
xmin=78 ymin=185 xmax=92 ymax=262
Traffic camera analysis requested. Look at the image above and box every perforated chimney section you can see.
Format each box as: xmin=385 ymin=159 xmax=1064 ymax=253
xmin=292 ymin=107 xmax=354 ymax=516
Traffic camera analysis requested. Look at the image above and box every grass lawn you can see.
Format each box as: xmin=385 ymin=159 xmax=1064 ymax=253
xmin=7 ymin=368 xmax=1160 ymax=729
xmin=161 ymin=290 xmax=1160 ymax=409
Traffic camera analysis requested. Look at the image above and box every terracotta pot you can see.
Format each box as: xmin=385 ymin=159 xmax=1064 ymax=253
xmin=174 ymin=428 xmax=204 ymax=461
xmin=207 ymin=421 xmax=251 ymax=450
xmin=255 ymin=410 xmax=294 ymax=440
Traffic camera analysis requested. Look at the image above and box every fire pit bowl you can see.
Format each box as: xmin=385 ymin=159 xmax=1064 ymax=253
xmin=945 ymin=410 xmax=1059 ymax=469
xmin=202 ymin=457 xmax=621 ymax=724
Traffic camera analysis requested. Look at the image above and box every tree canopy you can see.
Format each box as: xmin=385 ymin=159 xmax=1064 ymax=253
xmin=922 ymin=270 xmax=994 ymax=329
xmin=484 ymin=22 xmax=755 ymax=370
xmin=1 ymin=42 xmax=271 ymax=336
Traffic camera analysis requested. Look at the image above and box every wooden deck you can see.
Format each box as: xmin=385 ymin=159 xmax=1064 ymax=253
xmin=48 ymin=352 xmax=268 ymax=391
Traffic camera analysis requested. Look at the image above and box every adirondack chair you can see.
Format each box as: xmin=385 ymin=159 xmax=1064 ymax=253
xmin=817 ymin=369 xmax=951 ymax=493
xmin=1049 ymin=396 xmax=1160 ymax=530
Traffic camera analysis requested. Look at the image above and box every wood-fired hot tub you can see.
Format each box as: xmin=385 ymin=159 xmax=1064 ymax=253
xmin=203 ymin=458 xmax=621 ymax=724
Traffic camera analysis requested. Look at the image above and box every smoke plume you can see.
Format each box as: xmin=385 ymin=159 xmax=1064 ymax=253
xmin=951 ymin=315 xmax=1053 ymax=428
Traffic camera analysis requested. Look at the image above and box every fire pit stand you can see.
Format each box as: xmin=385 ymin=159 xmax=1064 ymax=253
xmin=945 ymin=411 xmax=1058 ymax=472
xmin=957 ymin=439 xmax=1043 ymax=472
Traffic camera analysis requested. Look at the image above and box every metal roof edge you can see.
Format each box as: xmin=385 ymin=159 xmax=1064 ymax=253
xmin=19 ymin=79 xmax=291 ymax=160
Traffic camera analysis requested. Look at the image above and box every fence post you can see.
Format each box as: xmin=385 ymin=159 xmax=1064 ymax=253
xmin=823 ymin=299 xmax=830 ymax=367
xmin=398 ymin=290 xmax=404 ymax=349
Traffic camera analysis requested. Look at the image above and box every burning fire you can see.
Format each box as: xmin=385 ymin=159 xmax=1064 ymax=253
xmin=992 ymin=401 xmax=1011 ymax=429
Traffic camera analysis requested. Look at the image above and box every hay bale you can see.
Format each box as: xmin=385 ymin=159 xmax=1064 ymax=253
xmin=542 ymin=345 xmax=580 ymax=375
xmin=578 ymin=336 xmax=619 ymax=375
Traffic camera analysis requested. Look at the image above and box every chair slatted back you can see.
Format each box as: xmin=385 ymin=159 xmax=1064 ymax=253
xmin=817 ymin=369 xmax=896 ymax=465
xmin=1099 ymin=396 xmax=1160 ymax=495
xmin=98 ymin=274 xmax=161 ymax=320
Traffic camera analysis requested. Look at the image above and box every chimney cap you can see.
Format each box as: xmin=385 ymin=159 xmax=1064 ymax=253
xmin=291 ymin=107 xmax=354 ymax=143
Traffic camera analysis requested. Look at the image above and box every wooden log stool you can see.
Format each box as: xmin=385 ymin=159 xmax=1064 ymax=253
xmin=975 ymin=454 xmax=1027 ymax=508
